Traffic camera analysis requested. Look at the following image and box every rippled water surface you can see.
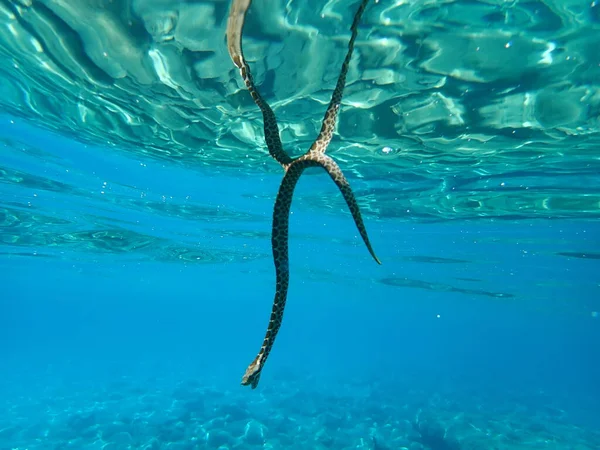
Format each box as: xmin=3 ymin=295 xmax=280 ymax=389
xmin=1 ymin=0 xmax=600 ymax=449
xmin=1 ymin=0 xmax=599 ymax=219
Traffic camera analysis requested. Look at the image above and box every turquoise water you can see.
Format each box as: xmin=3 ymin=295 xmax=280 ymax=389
xmin=2 ymin=0 xmax=600 ymax=448
xmin=2 ymin=118 xmax=600 ymax=448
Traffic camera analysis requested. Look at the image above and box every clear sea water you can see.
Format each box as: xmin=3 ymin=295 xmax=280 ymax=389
xmin=1 ymin=0 xmax=600 ymax=449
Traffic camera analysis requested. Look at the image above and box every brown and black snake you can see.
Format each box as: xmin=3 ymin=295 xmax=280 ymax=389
xmin=226 ymin=0 xmax=380 ymax=388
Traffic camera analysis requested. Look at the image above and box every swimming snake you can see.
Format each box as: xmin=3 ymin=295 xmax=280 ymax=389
xmin=226 ymin=0 xmax=380 ymax=388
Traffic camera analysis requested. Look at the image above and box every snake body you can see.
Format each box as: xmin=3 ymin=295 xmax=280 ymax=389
xmin=227 ymin=0 xmax=379 ymax=389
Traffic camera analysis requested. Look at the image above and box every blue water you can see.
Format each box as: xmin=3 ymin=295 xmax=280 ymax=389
xmin=1 ymin=116 xmax=599 ymax=449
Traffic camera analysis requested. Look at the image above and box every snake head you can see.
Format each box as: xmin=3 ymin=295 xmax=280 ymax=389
xmin=241 ymin=357 xmax=262 ymax=389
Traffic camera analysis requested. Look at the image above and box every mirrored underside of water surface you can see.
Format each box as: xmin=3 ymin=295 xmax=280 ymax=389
xmin=0 ymin=0 xmax=598 ymax=222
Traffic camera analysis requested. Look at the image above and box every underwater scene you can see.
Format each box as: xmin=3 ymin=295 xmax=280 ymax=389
xmin=1 ymin=0 xmax=599 ymax=448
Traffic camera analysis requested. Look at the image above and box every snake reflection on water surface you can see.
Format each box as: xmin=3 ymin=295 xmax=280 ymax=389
xmin=227 ymin=0 xmax=380 ymax=388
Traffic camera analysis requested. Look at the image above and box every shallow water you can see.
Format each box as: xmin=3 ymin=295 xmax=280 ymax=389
xmin=1 ymin=0 xmax=600 ymax=449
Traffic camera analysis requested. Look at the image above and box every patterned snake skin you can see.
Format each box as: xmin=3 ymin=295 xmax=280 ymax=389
xmin=227 ymin=0 xmax=379 ymax=388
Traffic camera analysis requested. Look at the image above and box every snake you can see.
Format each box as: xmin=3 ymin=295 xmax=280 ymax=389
xmin=226 ymin=0 xmax=380 ymax=388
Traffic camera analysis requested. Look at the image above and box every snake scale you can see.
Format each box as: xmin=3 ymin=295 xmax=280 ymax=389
xmin=226 ymin=0 xmax=380 ymax=388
